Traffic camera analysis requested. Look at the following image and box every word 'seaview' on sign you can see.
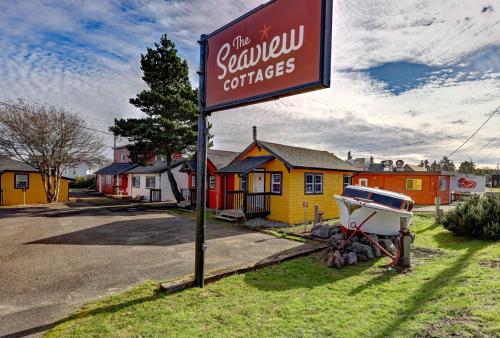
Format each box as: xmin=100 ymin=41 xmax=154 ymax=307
xmin=204 ymin=0 xmax=333 ymax=112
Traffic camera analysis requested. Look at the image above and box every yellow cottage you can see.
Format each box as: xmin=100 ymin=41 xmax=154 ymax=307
xmin=0 ymin=156 xmax=70 ymax=206
xmin=217 ymin=133 xmax=357 ymax=224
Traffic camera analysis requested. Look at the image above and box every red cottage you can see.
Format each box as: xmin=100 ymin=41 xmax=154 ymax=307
xmin=181 ymin=149 xmax=238 ymax=209
xmin=95 ymin=146 xmax=136 ymax=196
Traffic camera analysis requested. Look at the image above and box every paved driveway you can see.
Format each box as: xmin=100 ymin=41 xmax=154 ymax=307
xmin=0 ymin=208 xmax=313 ymax=337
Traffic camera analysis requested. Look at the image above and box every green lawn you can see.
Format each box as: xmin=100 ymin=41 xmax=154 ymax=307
xmin=46 ymin=214 xmax=499 ymax=337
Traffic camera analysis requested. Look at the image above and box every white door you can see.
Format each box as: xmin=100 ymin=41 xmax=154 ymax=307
xmin=253 ymin=172 xmax=265 ymax=192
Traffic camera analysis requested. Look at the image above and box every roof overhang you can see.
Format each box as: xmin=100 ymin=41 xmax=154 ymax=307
xmin=217 ymin=156 xmax=275 ymax=174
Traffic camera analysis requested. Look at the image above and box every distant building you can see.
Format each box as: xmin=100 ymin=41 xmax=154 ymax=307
xmin=63 ymin=160 xmax=110 ymax=179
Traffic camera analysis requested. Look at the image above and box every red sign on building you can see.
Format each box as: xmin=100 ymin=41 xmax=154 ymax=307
xmin=204 ymin=0 xmax=332 ymax=112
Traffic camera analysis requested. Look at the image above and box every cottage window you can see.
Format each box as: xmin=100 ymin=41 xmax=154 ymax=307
xmin=343 ymin=175 xmax=352 ymax=188
xmin=271 ymin=173 xmax=282 ymax=194
xmin=239 ymin=175 xmax=247 ymax=191
xmin=406 ymin=178 xmax=422 ymax=191
xmin=439 ymin=177 xmax=447 ymax=191
xmin=132 ymin=176 xmax=140 ymax=188
xmin=105 ymin=175 xmax=112 ymax=185
xmin=191 ymin=175 xmax=196 ymax=188
xmin=305 ymin=173 xmax=323 ymax=194
xmin=359 ymin=178 xmax=368 ymax=187
xmin=146 ymin=176 xmax=156 ymax=189
xmin=120 ymin=154 xmax=125 ymax=161
xmin=209 ymin=175 xmax=216 ymax=189
xmin=14 ymin=174 xmax=29 ymax=189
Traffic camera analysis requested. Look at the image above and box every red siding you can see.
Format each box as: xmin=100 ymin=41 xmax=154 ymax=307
xmin=352 ymin=172 xmax=450 ymax=205
xmin=187 ymin=160 xmax=235 ymax=209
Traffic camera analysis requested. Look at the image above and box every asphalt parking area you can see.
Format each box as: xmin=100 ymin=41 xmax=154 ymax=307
xmin=0 ymin=208 xmax=313 ymax=337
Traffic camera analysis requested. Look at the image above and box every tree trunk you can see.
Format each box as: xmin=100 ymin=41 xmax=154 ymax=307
xmin=165 ymin=157 xmax=183 ymax=202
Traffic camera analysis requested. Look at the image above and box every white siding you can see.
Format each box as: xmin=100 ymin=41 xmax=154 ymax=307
xmin=128 ymin=174 xmax=160 ymax=201
xmin=127 ymin=166 xmax=188 ymax=202
xmin=160 ymin=165 xmax=189 ymax=201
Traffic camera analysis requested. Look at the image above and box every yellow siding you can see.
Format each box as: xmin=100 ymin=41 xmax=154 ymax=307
xmin=238 ymin=144 xmax=354 ymax=224
xmin=240 ymin=145 xmax=290 ymax=223
xmin=0 ymin=172 xmax=70 ymax=206
xmin=286 ymin=169 xmax=352 ymax=224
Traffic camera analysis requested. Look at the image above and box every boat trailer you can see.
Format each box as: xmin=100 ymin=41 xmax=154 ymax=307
xmin=339 ymin=211 xmax=412 ymax=267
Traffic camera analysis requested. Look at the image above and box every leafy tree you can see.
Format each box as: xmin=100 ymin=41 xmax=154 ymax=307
xmin=0 ymin=99 xmax=104 ymax=202
xmin=111 ymin=34 xmax=202 ymax=202
xmin=458 ymin=159 xmax=476 ymax=175
xmin=430 ymin=160 xmax=440 ymax=171
xmin=439 ymin=156 xmax=456 ymax=171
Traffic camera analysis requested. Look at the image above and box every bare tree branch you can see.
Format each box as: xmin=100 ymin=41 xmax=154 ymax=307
xmin=0 ymin=99 xmax=105 ymax=203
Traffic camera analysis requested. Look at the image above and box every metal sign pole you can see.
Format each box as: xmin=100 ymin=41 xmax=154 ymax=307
xmin=195 ymin=34 xmax=208 ymax=288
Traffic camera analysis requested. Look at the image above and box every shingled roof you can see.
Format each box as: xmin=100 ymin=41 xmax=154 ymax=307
xmin=0 ymin=156 xmax=38 ymax=173
xmin=125 ymin=159 xmax=187 ymax=174
xmin=182 ymin=149 xmax=239 ymax=172
xmin=94 ymin=163 xmax=137 ymax=175
xmin=255 ymin=140 xmax=356 ymax=171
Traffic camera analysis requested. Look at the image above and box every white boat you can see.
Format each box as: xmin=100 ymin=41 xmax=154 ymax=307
xmin=334 ymin=185 xmax=414 ymax=236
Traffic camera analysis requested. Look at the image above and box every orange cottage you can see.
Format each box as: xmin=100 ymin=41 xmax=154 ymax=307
xmin=352 ymin=171 xmax=452 ymax=205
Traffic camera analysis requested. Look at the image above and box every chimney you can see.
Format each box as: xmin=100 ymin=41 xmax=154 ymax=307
xmin=252 ymin=126 xmax=257 ymax=141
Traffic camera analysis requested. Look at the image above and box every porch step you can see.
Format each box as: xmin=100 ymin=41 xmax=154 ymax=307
xmin=214 ymin=215 xmax=239 ymax=223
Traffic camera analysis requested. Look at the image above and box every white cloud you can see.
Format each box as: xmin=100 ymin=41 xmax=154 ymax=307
xmin=0 ymin=0 xmax=499 ymax=166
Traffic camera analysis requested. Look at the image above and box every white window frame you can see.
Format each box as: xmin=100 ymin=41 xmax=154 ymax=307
xmin=191 ymin=175 xmax=196 ymax=188
xmin=105 ymin=175 xmax=112 ymax=185
xmin=120 ymin=154 xmax=125 ymax=161
xmin=145 ymin=176 xmax=156 ymax=189
xmin=271 ymin=173 xmax=282 ymax=194
xmin=239 ymin=175 xmax=247 ymax=191
xmin=439 ymin=177 xmax=447 ymax=191
xmin=209 ymin=175 xmax=216 ymax=190
xmin=14 ymin=174 xmax=29 ymax=189
xmin=132 ymin=176 xmax=140 ymax=188
xmin=359 ymin=178 xmax=368 ymax=187
xmin=343 ymin=175 xmax=352 ymax=188
xmin=305 ymin=173 xmax=323 ymax=194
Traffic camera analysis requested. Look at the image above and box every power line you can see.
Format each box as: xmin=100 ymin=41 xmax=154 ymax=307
xmin=0 ymin=101 xmax=114 ymax=136
xmin=447 ymin=105 xmax=500 ymax=158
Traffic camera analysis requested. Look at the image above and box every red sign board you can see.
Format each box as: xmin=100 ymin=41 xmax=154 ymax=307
xmin=203 ymin=0 xmax=332 ymax=112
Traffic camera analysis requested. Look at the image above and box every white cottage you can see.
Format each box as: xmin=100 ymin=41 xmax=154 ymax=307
xmin=125 ymin=159 xmax=188 ymax=202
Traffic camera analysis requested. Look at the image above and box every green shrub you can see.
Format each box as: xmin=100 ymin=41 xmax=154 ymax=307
xmin=441 ymin=194 xmax=500 ymax=240
xmin=70 ymin=176 xmax=95 ymax=189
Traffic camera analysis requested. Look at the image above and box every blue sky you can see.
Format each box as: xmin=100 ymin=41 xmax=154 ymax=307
xmin=0 ymin=0 xmax=499 ymax=167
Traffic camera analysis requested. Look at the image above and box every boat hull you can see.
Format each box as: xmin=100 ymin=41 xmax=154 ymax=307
xmin=335 ymin=196 xmax=412 ymax=236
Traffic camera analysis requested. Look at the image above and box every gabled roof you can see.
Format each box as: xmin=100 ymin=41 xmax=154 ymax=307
xmin=232 ymin=140 xmax=356 ymax=171
xmin=404 ymin=164 xmax=428 ymax=172
xmin=0 ymin=156 xmax=38 ymax=173
xmin=125 ymin=159 xmax=187 ymax=174
xmin=181 ymin=149 xmax=239 ymax=172
xmin=95 ymin=163 xmax=137 ymax=175
xmin=218 ymin=156 xmax=275 ymax=173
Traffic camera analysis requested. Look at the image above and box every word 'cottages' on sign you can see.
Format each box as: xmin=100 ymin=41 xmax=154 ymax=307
xmin=204 ymin=0 xmax=332 ymax=112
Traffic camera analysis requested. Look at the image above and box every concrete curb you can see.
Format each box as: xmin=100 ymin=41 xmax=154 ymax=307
xmin=160 ymin=243 xmax=329 ymax=294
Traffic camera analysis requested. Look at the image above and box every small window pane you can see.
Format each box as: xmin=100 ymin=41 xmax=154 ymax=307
xmin=209 ymin=175 xmax=216 ymax=189
xmin=314 ymin=174 xmax=323 ymax=193
xmin=271 ymin=173 xmax=281 ymax=194
xmin=146 ymin=176 xmax=156 ymax=189
xmin=343 ymin=187 xmax=370 ymax=199
xmin=132 ymin=176 xmax=140 ymax=188
xmin=15 ymin=174 xmax=29 ymax=189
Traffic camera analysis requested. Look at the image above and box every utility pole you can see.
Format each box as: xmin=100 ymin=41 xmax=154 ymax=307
xmin=194 ymin=34 xmax=208 ymax=288
xmin=113 ymin=120 xmax=117 ymax=163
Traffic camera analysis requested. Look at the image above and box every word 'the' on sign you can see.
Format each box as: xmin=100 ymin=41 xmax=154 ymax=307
xmin=203 ymin=0 xmax=333 ymax=113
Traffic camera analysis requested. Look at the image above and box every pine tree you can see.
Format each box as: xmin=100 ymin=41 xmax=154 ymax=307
xmin=111 ymin=34 xmax=199 ymax=202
